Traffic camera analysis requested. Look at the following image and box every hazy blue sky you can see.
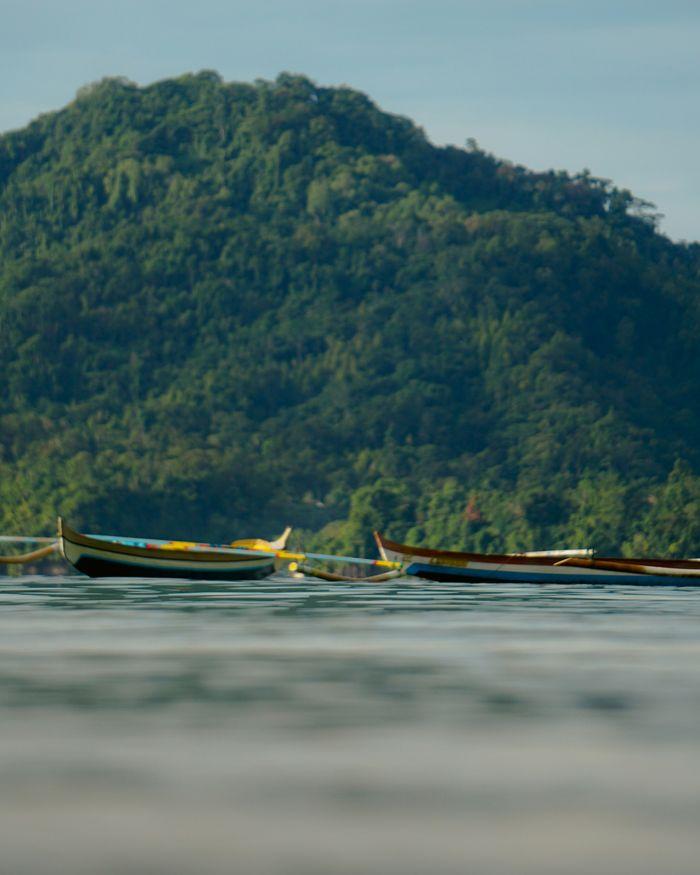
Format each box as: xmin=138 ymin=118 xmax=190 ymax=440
xmin=2 ymin=0 xmax=698 ymax=240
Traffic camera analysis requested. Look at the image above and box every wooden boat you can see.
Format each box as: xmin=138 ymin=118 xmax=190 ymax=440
xmin=58 ymin=518 xmax=290 ymax=580
xmin=374 ymin=532 xmax=700 ymax=586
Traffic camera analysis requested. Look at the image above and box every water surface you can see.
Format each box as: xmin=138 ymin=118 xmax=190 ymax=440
xmin=1 ymin=574 xmax=699 ymax=874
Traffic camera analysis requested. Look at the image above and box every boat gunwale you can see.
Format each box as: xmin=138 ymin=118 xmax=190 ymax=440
xmin=59 ymin=520 xmax=273 ymax=566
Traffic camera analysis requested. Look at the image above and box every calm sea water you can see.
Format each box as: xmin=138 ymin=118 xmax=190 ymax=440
xmin=1 ymin=573 xmax=700 ymax=874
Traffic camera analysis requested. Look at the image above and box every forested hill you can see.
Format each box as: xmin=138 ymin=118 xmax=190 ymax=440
xmin=1 ymin=71 xmax=699 ymax=556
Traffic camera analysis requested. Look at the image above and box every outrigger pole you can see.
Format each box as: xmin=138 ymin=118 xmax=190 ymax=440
xmin=276 ymin=549 xmax=404 ymax=581
xmin=217 ymin=546 xmax=405 ymax=581
xmin=270 ymin=548 xmax=400 ymax=569
xmin=0 ymin=536 xmax=56 ymax=543
xmin=0 ymin=535 xmax=60 ymax=565
xmin=0 ymin=543 xmax=59 ymax=564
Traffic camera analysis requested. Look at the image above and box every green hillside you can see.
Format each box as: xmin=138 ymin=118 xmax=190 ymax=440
xmin=1 ymin=71 xmax=699 ymax=556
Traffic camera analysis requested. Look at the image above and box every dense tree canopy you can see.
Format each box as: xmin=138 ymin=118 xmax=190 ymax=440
xmin=1 ymin=71 xmax=699 ymax=556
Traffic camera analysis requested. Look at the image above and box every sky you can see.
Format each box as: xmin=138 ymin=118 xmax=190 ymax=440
xmin=2 ymin=0 xmax=698 ymax=241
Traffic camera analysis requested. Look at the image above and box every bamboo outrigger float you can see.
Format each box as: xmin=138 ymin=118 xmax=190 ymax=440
xmin=374 ymin=532 xmax=700 ymax=586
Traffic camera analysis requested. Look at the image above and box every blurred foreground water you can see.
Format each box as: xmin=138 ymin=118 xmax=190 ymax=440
xmin=1 ymin=574 xmax=700 ymax=874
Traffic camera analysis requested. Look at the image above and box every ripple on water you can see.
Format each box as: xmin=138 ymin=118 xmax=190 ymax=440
xmin=1 ymin=573 xmax=700 ymax=873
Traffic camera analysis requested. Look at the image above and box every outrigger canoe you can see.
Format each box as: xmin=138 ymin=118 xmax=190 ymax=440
xmin=375 ymin=532 xmax=700 ymax=586
xmin=58 ymin=518 xmax=290 ymax=580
